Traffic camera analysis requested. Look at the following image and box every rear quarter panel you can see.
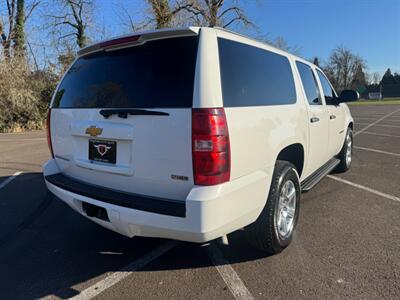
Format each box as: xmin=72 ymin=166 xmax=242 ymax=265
xmin=225 ymin=104 xmax=308 ymax=181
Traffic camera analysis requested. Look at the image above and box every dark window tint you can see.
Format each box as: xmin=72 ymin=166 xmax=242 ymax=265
xmin=218 ymin=38 xmax=296 ymax=107
xmin=296 ymin=62 xmax=321 ymax=105
xmin=52 ymin=37 xmax=199 ymax=108
xmin=317 ymin=70 xmax=336 ymax=105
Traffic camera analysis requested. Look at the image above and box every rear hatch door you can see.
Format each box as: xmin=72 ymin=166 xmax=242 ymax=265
xmin=50 ymin=32 xmax=199 ymax=200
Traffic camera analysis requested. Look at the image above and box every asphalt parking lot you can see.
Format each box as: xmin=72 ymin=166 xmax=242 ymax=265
xmin=1 ymin=104 xmax=399 ymax=300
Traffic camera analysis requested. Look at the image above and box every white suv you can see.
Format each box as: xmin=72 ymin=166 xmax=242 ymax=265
xmin=43 ymin=27 xmax=357 ymax=254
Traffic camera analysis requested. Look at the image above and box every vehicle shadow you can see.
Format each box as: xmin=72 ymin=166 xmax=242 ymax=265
xmin=0 ymin=172 xmax=270 ymax=299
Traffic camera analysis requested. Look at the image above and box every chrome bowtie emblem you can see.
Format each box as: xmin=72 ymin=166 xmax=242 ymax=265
xmin=94 ymin=144 xmax=111 ymax=156
xmin=85 ymin=126 xmax=103 ymax=137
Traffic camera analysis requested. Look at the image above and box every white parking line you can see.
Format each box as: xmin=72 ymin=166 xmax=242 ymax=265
xmin=0 ymin=171 xmax=23 ymax=190
xmin=353 ymin=114 xmax=400 ymax=117
xmin=354 ymin=146 xmax=400 ymax=157
xmin=356 ymin=118 xmax=400 ymax=123
xmin=354 ymin=117 xmax=379 ymax=120
xmin=356 ymin=123 xmax=400 ymax=128
xmin=328 ymin=176 xmax=400 ymax=203
xmin=206 ymin=243 xmax=255 ymax=300
xmin=358 ymin=131 xmax=400 ymax=138
xmin=377 ymin=120 xmax=400 ymax=123
xmin=354 ymin=108 xmax=400 ymax=136
xmin=67 ymin=241 xmax=178 ymax=300
xmin=353 ymin=113 xmax=398 ymax=116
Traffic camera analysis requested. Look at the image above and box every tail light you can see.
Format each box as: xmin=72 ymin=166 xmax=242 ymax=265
xmin=46 ymin=109 xmax=54 ymax=158
xmin=192 ymin=108 xmax=230 ymax=185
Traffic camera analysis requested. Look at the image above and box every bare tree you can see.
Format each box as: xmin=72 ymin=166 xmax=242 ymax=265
xmin=148 ymin=0 xmax=173 ymax=28
xmin=272 ymin=36 xmax=300 ymax=55
xmin=0 ymin=0 xmax=39 ymax=58
xmin=13 ymin=0 xmax=25 ymax=55
xmin=117 ymin=4 xmax=138 ymax=32
xmin=49 ymin=0 xmax=92 ymax=49
xmin=0 ymin=19 xmax=6 ymax=41
xmin=117 ymin=0 xmax=191 ymax=31
xmin=372 ymin=72 xmax=381 ymax=85
xmin=118 ymin=0 xmax=254 ymax=32
xmin=145 ymin=0 xmax=196 ymax=29
xmin=188 ymin=0 xmax=253 ymax=28
xmin=2 ymin=0 xmax=16 ymax=58
xmin=256 ymin=34 xmax=300 ymax=55
xmin=312 ymin=57 xmax=320 ymax=67
xmin=324 ymin=46 xmax=367 ymax=91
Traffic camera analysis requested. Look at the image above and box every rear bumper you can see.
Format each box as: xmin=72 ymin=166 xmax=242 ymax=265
xmin=43 ymin=159 xmax=271 ymax=243
xmin=45 ymin=173 xmax=186 ymax=218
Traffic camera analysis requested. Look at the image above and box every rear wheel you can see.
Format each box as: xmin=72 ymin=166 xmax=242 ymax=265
xmin=335 ymin=127 xmax=353 ymax=173
xmin=244 ymin=160 xmax=300 ymax=255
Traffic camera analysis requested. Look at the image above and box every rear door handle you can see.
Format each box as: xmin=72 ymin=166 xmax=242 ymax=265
xmin=310 ymin=117 xmax=320 ymax=123
xmin=330 ymin=115 xmax=336 ymax=120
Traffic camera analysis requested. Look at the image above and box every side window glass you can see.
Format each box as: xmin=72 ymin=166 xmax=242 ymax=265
xmin=296 ymin=62 xmax=321 ymax=105
xmin=218 ymin=38 xmax=297 ymax=107
xmin=317 ymin=70 xmax=336 ymax=105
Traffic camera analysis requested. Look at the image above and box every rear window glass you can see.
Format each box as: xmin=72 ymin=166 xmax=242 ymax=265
xmin=52 ymin=36 xmax=199 ymax=108
xmin=218 ymin=38 xmax=296 ymax=107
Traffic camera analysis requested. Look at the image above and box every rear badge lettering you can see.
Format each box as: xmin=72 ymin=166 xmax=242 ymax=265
xmin=171 ymin=175 xmax=189 ymax=181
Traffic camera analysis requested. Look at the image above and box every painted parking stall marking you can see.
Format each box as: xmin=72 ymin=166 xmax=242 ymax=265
xmin=354 ymin=108 xmax=400 ymax=136
xmin=328 ymin=175 xmax=400 ymax=203
xmin=358 ymin=131 xmax=400 ymax=138
xmin=206 ymin=243 xmax=255 ymax=300
xmin=0 ymin=171 xmax=23 ymax=190
xmin=357 ymin=123 xmax=400 ymax=128
xmin=65 ymin=241 xmax=178 ymax=300
xmin=355 ymin=118 xmax=400 ymax=124
xmin=354 ymin=146 xmax=400 ymax=157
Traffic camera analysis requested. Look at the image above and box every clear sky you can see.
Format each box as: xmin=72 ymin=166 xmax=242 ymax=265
xmin=243 ymin=0 xmax=400 ymax=75
xmin=4 ymin=0 xmax=397 ymax=76
xmin=94 ymin=0 xmax=400 ymax=76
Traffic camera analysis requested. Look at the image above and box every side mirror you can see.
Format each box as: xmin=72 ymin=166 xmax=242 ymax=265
xmin=337 ymin=90 xmax=359 ymax=103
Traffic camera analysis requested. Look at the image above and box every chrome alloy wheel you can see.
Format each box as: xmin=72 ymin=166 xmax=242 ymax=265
xmin=345 ymin=132 xmax=352 ymax=167
xmin=276 ymin=180 xmax=297 ymax=239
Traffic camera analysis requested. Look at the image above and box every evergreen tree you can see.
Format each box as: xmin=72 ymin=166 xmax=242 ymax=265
xmin=351 ymin=64 xmax=367 ymax=91
xmin=381 ymin=68 xmax=395 ymax=85
xmin=393 ymin=72 xmax=400 ymax=84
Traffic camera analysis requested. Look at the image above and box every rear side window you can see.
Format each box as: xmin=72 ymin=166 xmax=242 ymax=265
xmin=296 ymin=62 xmax=321 ymax=105
xmin=316 ymin=70 xmax=336 ymax=105
xmin=218 ymin=38 xmax=296 ymax=107
xmin=52 ymin=36 xmax=199 ymax=108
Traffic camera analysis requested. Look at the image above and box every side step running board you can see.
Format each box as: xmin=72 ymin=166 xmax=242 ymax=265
xmin=301 ymin=158 xmax=340 ymax=192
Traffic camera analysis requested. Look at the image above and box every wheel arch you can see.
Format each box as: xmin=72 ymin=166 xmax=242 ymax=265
xmin=276 ymin=143 xmax=305 ymax=178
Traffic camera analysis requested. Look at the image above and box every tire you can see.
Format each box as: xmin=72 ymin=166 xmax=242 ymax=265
xmin=244 ymin=160 xmax=300 ymax=255
xmin=335 ymin=127 xmax=353 ymax=173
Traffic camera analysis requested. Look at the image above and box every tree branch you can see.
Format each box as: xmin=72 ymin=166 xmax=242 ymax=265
xmin=219 ymin=6 xmax=241 ymax=19
xmin=25 ymin=0 xmax=41 ymax=22
xmin=222 ymin=16 xmax=242 ymax=28
xmin=54 ymin=20 xmax=79 ymax=30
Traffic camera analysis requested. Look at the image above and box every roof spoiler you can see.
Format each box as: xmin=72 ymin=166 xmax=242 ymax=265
xmin=78 ymin=27 xmax=200 ymax=57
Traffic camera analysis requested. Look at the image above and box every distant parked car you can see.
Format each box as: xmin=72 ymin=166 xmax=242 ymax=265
xmin=43 ymin=27 xmax=358 ymax=254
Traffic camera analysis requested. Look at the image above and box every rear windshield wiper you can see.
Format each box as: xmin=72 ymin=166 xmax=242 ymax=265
xmin=99 ymin=109 xmax=169 ymax=119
